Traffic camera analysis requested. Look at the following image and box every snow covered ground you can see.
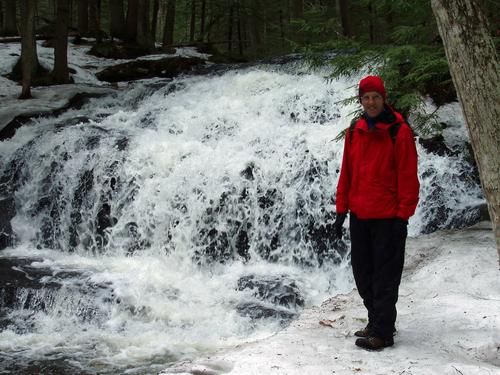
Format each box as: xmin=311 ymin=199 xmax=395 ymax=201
xmin=162 ymin=221 xmax=500 ymax=375
xmin=0 ymin=40 xmax=209 ymax=132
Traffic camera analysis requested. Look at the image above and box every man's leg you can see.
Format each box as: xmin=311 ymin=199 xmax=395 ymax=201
xmin=370 ymin=218 xmax=407 ymax=340
xmin=349 ymin=214 xmax=375 ymax=328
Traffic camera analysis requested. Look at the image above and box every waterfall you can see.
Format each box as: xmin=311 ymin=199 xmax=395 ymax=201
xmin=0 ymin=61 xmax=484 ymax=373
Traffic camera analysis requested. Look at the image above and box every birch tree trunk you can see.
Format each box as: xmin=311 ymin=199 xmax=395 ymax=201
xmin=431 ymin=0 xmax=500 ymax=262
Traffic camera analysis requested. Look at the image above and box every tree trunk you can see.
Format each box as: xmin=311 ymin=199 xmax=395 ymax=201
xmin=199 ymin=0 xmax=206 ymax=41
xmin=20 ymin=0 xmax=38 ymax=99
xmin=53 ymin=0 xmax=70 ymax=84
xmin=162 ymin=0 xmax=175 ymax=47
xmin=4 ymin=0 xmax=17 ymax=36
xmin=431 ymin=0 xmax=500 ymax=262
xmin=109 ymin=0 xmax=125 ymax=40
xmin=151 ymin=0 xmax=159 ymax=41
xmin=368 ymin=0 xmax=374 ymax=43
xmin=88 ymin=0 xmax=100 ymax=40
xmin=190 ymin=0 xmax=196 ymax=42
xmin=291 ymin=0 xmax=303 ymax=18
xmin=236 ymin=0 xmax=243 ymax=55
xmin=77 ymin=0 xmax=88 ymax=35
xmin=338 ymin=0 xmax=351 ymax=37
xmin=248 ymin=0 xmax=262 ymax=56
xmin=126 ymin=0 xmax=138 ymax=41
xmin=0 ymin=1 xmax=4 ymax=34
xmin=227 ymin=0 xmax=233 ymax=52
xmin=136 ymin=0 xmax=153 ymax=49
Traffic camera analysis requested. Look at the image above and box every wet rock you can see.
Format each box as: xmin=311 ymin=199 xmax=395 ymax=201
xmin=88 ymin=42 xmax=152 ymax=59
xmin=236 ymin=302 xmax=297 ymax=324
xmin=0 ymin=257 xmax=114 ymax=326
xmin=418 ymin=134 xmax=454 ymax=156
xmin=237 ymin=275 xmax=304 ymax=308
xmin=0 ymin=197 xmax=15 ymax=250
xmin=96 ymin=56 xmax=205 ymax=83
xmin=236 ymin=275 xmax=304 ymax=325
xmin=0 ymin=92 xmax=110 ymax=141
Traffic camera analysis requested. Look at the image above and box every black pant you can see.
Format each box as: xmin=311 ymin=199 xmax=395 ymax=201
xmin=349 ymin=214 xmax=407 ymax=339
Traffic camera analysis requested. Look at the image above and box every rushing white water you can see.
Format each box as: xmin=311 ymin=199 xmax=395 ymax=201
xmin=0 ymin=61 xmax=484 ymax=374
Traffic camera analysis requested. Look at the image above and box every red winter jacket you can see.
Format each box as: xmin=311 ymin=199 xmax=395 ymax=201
xmin=335 ymin=109 xmax=419 ymax=221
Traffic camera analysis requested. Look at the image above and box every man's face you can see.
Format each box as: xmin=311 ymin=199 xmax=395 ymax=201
xmin=360 ymin=91 xmax=384 ymax=118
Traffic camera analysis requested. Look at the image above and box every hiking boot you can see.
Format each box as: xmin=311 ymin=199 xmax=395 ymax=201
xmin=354 ymin=327 xmax=372 ymax=338
xmin=354 ymin=326 xmax=396 ymax=338
xmin=355 ymin=336 xmax=394 ymax=351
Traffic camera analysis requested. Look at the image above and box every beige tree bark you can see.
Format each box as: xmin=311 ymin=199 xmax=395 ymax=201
xmin=431 ymin=0 xmax=500 ymax=262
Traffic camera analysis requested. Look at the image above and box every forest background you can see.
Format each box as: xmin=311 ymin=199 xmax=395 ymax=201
xmin=1 ymin=0 xmax=498 ymax=127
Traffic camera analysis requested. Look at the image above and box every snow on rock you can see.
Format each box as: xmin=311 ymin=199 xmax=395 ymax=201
xmin=161 ymin=221 xmax=499 ymax=375
xmin=0 ymin=40 xmax=209 ymax=133
xmin=0 ymin=84 xmax=114 ymax=134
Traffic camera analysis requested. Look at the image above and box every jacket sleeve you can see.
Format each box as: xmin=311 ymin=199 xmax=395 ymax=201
xmin=335 ymin=129 xmax=351 ymax=214
xmin=395 ymin=123 xmax=420 ymax=220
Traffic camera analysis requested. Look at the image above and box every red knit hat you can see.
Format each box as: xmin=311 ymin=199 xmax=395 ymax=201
xmin=359 ymin=75 xmax=386 ymax=100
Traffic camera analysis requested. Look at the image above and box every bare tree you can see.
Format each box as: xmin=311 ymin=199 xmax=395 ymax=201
xmin=136 ymin=0 xmax=153 ymax=49
xmin=151 ymin=0 xmax=160 ymax=41
xmin=110 ymin=0 xmax=126 ymax=40
xmin=53 ymin=0 xmax=70 ymax=84
xmin=338 ymin=0 xmax=351 ymax=37
xmin=162 ymin=0 xmax=176 ymax=48
xmin=199 ymin=0 xmax=206 ymax=41
xmin=291 ymin=0 xmax=303 ymax=19
xmin=126 ymin=0 xmax=138 ymax=41
xmin=20 ymin=0 xmax=38 ymax=99
xmin=0 ymin=1 xmax=4 ymax=34
xmin=88 ymin=0 xmax=100 ymax=41
xmin=77 ymin=0 xmax=88 ymax=35
xmin=431 ymin=0 xmax=500 ymax=261
xmin=4 ymin=0 xmax=17 ymax=36
xmin=190 ymin=0 xmax=196 ymax=42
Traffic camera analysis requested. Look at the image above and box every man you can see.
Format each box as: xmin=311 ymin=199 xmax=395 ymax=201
xmin=334 ymin=75 xmax=419 ymax=350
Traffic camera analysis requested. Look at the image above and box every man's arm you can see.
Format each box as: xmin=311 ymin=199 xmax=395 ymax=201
xmin=336 ymin=128 xmax=351 ymax=215
xmin=395 ymin=123 xmax=420 ymax=220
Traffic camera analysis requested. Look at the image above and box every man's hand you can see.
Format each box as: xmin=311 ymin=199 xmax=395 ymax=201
xmin=333 ymin=213 xmax=347 ymax=240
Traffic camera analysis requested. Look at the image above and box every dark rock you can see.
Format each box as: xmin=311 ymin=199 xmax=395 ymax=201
xmin=0 ymin=197 xmax=16 ymax=250
xmin=88 ymin=42 xmax=152 ymax=59
xmin=0 ymin=92 xmax=109 ymax=141
xmin=95 ymin=56 xmax=205 ymax=82
xmin=4 ymin=57 xmax=51 ymax=86
xmin=237 ymin=275 xmax=304 ymax=308
xmin=418 ymin=134 xmax=455 ymax=156
xmin=236 ymin=302 xmax=297 ymax=323
xmin=240 ymin=163 xmax=255 ymax=181
xmin=236 ymin=274 xmax=304 ymax=325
